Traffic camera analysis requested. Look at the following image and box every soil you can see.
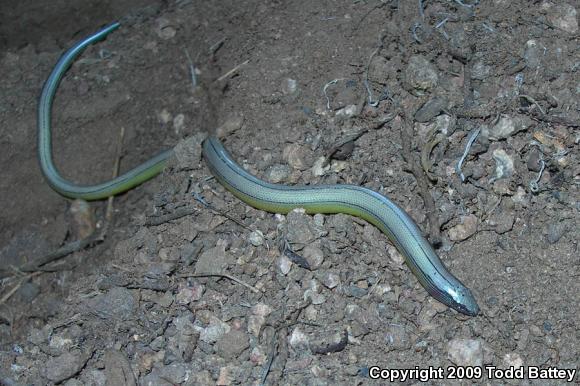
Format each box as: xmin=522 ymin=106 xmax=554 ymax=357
xmin=0 ymin=0 xmax=578 ymax=385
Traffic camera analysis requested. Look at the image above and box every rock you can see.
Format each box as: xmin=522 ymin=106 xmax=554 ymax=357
xmin=343 ymin=285 xmax=367 ymax=298
xmin=384 ymin=324 xmax=410 ymax=350
xmin=503 ymin=352 xmax=524 ymax=369
xmin=471 ymin=60 xmax=492 ymax=80
xmin=285 ymin=209 xmax=326 ymax=245
xmin=524 ymin=39 xmax=543 ymax=69
xmin=45 ymin=350 xmax=90 ymax=383
xmin=247 ymin=303 xmax=272 ymax=337
xmin=405 ymin=55 xmax=439 ymax=94
xmin=250 ymin=346 xmax=267 ymax=365
xmin=173 ymin=113 xmax=185 ymax=134
xmin=448 ymin=214 xmax=478 ymax=241
xmin=527 ymin=147 xmax=543 ymax=172
xmin=490 ymin=148 xmax=515 ymax=181
xmin=89 ymin=287 xmax=136 ymax=321
xmin=195 ymin=240 xmax=228 ymax=274
xmin=335 ymin=104 xmax=358 ymax=117
xmin=546 ymin=222 xmax=567 ymax=244
xmin=215 ymin=329 xmax=250 ymax=359
xmin=199 ymin=316 xmax=230 ymax=343
xmin=319 ymin=271 xmax=340 ymax=289
xmin=542 ymin=2 xmax=578 ymax=33
xmin=216 ymin=366 xmax=235 ymax=386
xmin=447 ymin=338 xmax=483 ymax=367
xmin=281 ymin=78 xmax=298 ymax=95
xmin=414 ymin=97 xmax=448 ymax=122
xmin=309 ymin=330 xmax=348 ymax=354
xmin=289 ymin=327 xmax=309 ymax=350
xmin=142 ymin=370 xmax=173 ymax=386
xmin=155 ymin=17 xmax=176 ymax=40
xmin=248 ymin=230 xmax=265 ymax=246
xmin=69 ymin=199 xmax=95 ymax=239
xmin=283 ymin=144 xmax=313 ymax=170
xmin=387 ymin=244 xmax=405 ymax=266
xmin=277 ymin=255 xmax=292 ymax=275
xmin=487 ymin=116 xmax=531 ymax=140
xmin=311 ymin=156 xmax=330 ymax=177
xmin=488 ymin=209 xmax=515 ymax=234
xmin=17 ymin=281 xmax=40 ymax=302
xmin=216 ymin=115 xmax=244 ymax=138
xmin=28 ymin=325 xmax=53 ymax=346
xmin=172 ymin=132 xmax=206 ymax=170
xmin=266 ymin=163 xmax=291 ymax=182
xmin=159 ymin=363 xmax=187 ymax=384
xmin=302 ymin=245 xmax=324 ymax=269
xmin=103 ymin=350 xmax=136 ymax=386
xmin=63 ymin=379 xmax=83 ymax=386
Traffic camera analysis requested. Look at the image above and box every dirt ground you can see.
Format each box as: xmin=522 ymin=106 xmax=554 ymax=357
xmin=0 ymin=0 xmax=578 ymax=385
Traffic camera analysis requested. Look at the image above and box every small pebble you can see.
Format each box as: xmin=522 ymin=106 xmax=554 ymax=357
xmin=216 ymin=115 xmax=244 ymax=138
xmin=542 ymin=2 xmax=578 ymax=33
xmin=448 ymin=214 xmax=478 ymax=241
xmin=527 ymin=147 xmax=543 ymax=172
xmin=155 ymin=18 xmax=176 ymax=39
xmin=215 ymin=330 xmax=249 ymax=360
xmin=289 ymin=327 xmax=309 ymax=350
xmin=487 ymin=116 xmax=531 ymax=140
xmin=172 ymin=113 xmax=185 ymax=134
xmin=69 ymin=199 xmax=95 ymax=240
xmin=491 ymin=148 xmax=514 ymax=181
xmin=248 ymin=230 xmax=264 ymax=246
xmin=447 ymin=338 xmax=483 ymax=367
xmin=311 ymin=156 xmax=330 ymax=177
xmin=266 ymin=164 xmax=291 ymax=182
xmin=319 ymin=271 xmax=340 ymax=289
xmin=405 ymin=55 xmax=439 ymax=94
xmin=302 ymin=245 xmax=324 ymax=269
xmin=414 ymin=96 xmax=448 ymax=122
xmin=194 ymin=241 xmax=228 ymax=275
xmin=309 ymin=330 xmax=348 ymax=354
xmin=546 ymin=222 xmax=566 ymax=244
xmin=283 ymin=144 xmax=313 ymax=170
xmin=45 ymin=350 xmax=89 ymax=383
xmin=503 ymin=352 xmax=524 ymax=369
xmin=278 ymin=255 xmax=292 ymax=275
xmin=281 ymin=78 xmax=298 ymax=95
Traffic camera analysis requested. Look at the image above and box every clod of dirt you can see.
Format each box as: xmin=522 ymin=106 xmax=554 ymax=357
xmin=447 ymin=338 xmax=484 ymax=367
